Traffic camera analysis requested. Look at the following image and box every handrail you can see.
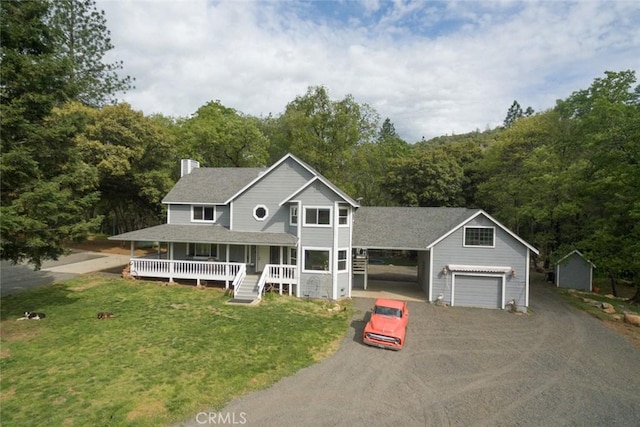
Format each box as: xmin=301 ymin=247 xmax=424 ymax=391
xmin=231 ymin=263 xmax=247 ymax=295
xmin=256 ymin=269 xmax=268 ymax=300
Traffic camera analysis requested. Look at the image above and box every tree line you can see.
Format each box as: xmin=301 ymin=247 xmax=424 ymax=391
xmin=1 ymin=1 xmax=638 ymax=302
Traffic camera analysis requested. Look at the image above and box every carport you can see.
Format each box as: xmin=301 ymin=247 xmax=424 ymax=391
xmin=351 ymin=207 xmax=461 ymax=301
xmin=351 ymin=207 xmax=538 ymax=311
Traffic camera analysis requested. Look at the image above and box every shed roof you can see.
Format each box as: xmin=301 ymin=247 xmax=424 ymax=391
xmin=556 ymin=250 xmax=596 ymax=268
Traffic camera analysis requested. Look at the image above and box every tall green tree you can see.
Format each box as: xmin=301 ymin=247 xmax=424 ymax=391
xmin=504 ymin=100 xmax=534 ymax=128
xmin=1 ymin=0 xmax=101 ymax=268
xmin=49 ymin=0 xmax=134 ymax=106
xmin=60 ymin=103 xmax=178 ymax=234
xmin=269 ymin=86 xmax=379 ymax=193
xmin=384 ymin=148 xmax=465 ymax=207
xmin=178 ymin=100 xmax=269 ymax=167
xmin=347 ymin=118 xmax=410 ymax=206
xmin=556 ymin=70 xmax=640 ymax=301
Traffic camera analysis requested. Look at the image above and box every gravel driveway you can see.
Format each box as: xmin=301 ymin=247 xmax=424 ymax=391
xmin=178 ymin=282 xmax=640 ymax=427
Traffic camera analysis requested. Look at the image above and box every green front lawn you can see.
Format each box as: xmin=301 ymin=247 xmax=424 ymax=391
xmin=0 ymin=277 xmax=352 ymax=426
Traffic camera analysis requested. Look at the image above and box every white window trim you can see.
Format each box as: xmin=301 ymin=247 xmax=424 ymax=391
xmin=463 ymin=226 xmax=495 ymax=248
xmin=302 ymin=247 xmax=332 ymax=273
xmin=253 ymin=204 xmax=269 ymax=221
xmin=191 ymin=205 xmax=216 ymax=223
xmin=337 ymin=248 xmax=348 ymax=271
xmin=338 ymin=206 xmax=349 ymax=227
xmin=303 ymin=206 xmax=332 ymax=227
xmin=290 ymin=205 xmax=298 ymax=225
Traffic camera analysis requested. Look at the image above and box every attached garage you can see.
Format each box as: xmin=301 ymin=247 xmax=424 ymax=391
xmin=353 ymin=207 xmax=538 ymax=311
xmin=453 ymin=275 xmax=503 ymax=309
xmin=447 ymin=265 xmax=512 ymax=309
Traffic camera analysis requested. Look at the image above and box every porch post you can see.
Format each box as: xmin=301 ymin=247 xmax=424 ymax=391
xmin=169 ymin=242 xmax=174 ymax=283
xmin=130 ymin=241 xmax=134 ymax=258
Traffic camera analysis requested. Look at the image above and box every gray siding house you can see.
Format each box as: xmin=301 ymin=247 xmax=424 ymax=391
xmin=555 ymin=250 xmax=595 ymax=292
xmin=111 ymin=154 xmax=538 ymax=310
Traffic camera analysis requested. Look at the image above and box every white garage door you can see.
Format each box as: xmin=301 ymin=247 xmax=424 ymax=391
xmin=454 ymin=275 xmax=502 ymax=309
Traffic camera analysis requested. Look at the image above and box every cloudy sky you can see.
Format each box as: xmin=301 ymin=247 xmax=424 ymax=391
xmin=97 ymin=0 xmax=640 ymax=142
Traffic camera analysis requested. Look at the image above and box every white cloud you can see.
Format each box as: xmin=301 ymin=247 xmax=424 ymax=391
xmin=98 ymin=0 xmax=640 ymax=142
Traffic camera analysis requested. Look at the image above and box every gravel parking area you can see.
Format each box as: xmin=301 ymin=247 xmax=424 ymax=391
xmin=179 ymin=281 xmax=640 ymax=426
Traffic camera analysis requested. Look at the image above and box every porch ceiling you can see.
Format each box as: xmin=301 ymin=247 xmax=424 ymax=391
xmin=109 ymin=224 xmax=297 ymax=246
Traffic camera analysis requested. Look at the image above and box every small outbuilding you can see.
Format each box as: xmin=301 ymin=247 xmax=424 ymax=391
xmin=555 ymin=250 xmax=595 ymax=292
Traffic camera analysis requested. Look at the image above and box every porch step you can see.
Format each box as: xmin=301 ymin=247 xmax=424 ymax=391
xmin=233 ymin=274 xmax=260 ymax=301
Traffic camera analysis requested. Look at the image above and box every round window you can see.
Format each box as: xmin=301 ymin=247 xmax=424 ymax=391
xmin=253 ymin=205 xmax=268 ymax=221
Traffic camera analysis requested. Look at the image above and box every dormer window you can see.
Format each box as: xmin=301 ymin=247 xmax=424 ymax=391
xmin=193 ymin=205 xmax=215 ymax=222
xmin=253 ymin=205 xmax=269 ymax=221
xmin=464 ymin=226 xmax=495 ymax=247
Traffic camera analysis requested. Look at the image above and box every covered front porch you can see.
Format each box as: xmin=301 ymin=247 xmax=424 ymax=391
xmin=110 ymin=224 xmax=299 ymax=301
xmin=128 ymin=256 xmax=297 ymax=299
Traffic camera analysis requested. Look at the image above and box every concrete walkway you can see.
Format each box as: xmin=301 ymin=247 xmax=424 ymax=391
xmin=0 ymin=252 xmax=131 ymax=296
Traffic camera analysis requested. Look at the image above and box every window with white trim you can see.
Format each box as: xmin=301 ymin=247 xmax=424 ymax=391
xmin=338 ymin=207 xmax=349 ymax=226
xmin=193 ymin=205 xmax=215 ymax=222
xmin=303 ymin=248 xmax=330 ymax=272
xmin=337 ymin=249 xmax=348 ymax=271
xmin=188 ymin=243 xmax=218 ymax=258
xmin=304 ymin=207 xmax=331 ymax=226
xmin=290 ymin=206 xmax=298 ymax=225
xmin=289 ymin=247 xmax=297 ymax=266
xmin=253 ymin=204 xmax=268 ymax=221
xmin=464 ymin=226 xmax=495 ymax=247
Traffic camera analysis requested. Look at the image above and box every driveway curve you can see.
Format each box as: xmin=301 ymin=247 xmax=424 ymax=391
xmin=180 ymin=282 xmax=640 ymax=426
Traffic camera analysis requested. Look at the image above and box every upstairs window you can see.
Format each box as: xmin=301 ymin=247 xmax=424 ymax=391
xmin=464 ymin=227 xmax=495 ymax=247
xmin=290 ymin=206 xmax=298 ymax=225
xmin=304 ymin=207 xmax=331 ymax=226
xmin=338 ymin=207 xmax=349 ymax=225
xmin=193 ymin=205 xmax=215 ymax=222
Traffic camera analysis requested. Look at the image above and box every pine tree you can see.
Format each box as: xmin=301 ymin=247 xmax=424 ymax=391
xmin=49 ymin=0 xmax=134 ymax=106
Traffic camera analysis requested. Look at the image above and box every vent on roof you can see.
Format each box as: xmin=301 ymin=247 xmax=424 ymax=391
xmin=180 ymin=159 xmax=200 ymax=177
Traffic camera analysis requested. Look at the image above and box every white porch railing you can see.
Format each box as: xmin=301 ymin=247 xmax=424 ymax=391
xmin=129 ymin=258 xmax=244 ymax=287
xmin=257 ymin=264 xmax=298 ymax=299
xmin=231 ymin=263 xmax=247 ymax=294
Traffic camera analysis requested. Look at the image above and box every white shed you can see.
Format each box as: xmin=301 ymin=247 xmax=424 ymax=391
xmin=555 ymin=250 xmax=595 ymax=292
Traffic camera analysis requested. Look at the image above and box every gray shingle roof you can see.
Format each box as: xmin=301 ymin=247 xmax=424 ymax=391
xmin=109 ymin=224 xmax=297 ymax=246
xmin=162 ymin=167 xmax=266 ymax=204
xmin=353 ymin=207 xmax=479 ymax=249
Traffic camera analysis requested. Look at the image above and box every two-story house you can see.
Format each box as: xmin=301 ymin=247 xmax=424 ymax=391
xmin=110 ymin=153 xmax=538 ymax=311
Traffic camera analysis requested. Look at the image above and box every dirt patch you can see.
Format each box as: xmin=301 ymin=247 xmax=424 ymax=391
xmin=604 ymin=319 xmax=640 ymax=349
xmin=126 ymin=399 xmax=167 ymax=422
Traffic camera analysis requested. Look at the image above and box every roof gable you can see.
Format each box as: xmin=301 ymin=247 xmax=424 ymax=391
xmin=557 ymin=250 xmax=596 ymax=268
xmin=226 ymin=153 xmax=359 ymax=207
xmin=427 ymin=210 xmax=539 ymax=254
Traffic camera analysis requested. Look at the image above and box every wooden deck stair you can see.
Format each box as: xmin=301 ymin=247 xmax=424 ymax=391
xmin=233 ymin=274 xmax=261 ymax=301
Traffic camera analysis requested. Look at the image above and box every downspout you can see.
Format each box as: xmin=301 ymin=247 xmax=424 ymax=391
xmin=296 ymin=201 xmax=302 ymax=298
xmin=332 ymin=201 xmax=338 ymax=300
xmin=428 ymin=247 xmax=434 ymax=303
xmin=525 ymin=250 xmax=530 ymax=307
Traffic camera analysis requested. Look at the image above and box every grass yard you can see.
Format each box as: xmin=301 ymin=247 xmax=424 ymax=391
xmin=0 ymin=276 xmax=352 ymax=426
